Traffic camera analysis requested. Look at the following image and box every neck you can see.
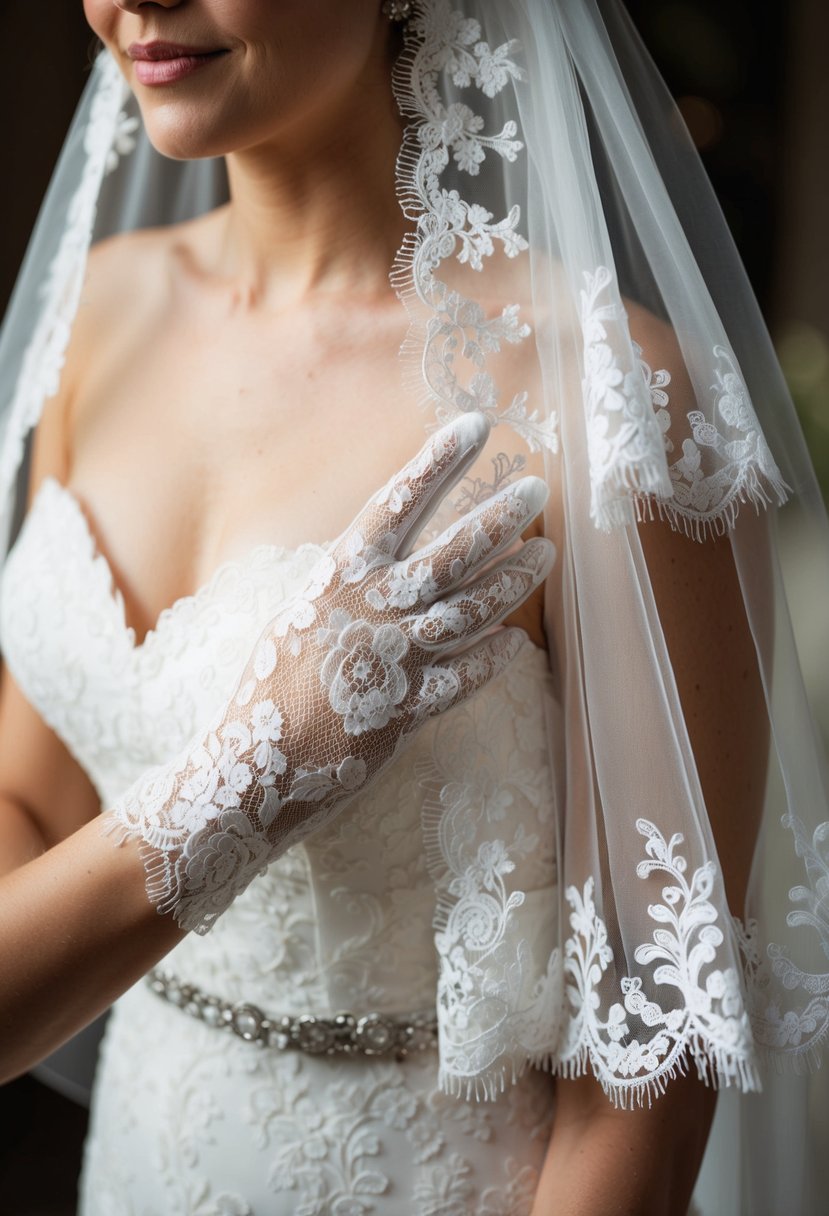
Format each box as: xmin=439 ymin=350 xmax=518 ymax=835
xmin=215 ymin=47 xmax=409 ymax=310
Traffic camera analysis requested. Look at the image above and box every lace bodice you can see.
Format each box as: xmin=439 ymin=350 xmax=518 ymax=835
xmin=0 ymin=476 xmax=559 ymax=1025
xmin=0 ymin=476 xmax=563 ymax=1215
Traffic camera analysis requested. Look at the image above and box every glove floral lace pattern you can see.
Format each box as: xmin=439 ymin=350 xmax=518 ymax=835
xmin=103 ymin=415 xmax=555 ymax=935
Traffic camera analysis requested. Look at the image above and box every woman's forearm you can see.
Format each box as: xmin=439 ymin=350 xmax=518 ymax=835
xmin=531 ymin=1072 xmax=716 ymax=1216
xmin=0 ymin=811 xmax=183 ymax=1083
xmin=532 ymin=1104 xmax=672 ymax=1216
xmin=0 ymin=796 xmax=47 ymax=875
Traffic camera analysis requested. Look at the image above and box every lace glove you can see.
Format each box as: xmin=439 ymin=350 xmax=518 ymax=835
xmin=103 ymin=413 xmax=555 ymax=933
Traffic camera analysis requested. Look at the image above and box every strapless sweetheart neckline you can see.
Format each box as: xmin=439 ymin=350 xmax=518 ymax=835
xmin=33 ymin=476 xmax=548 ymax=661
xmin=35 ymin=476 xmax=330 ymax=654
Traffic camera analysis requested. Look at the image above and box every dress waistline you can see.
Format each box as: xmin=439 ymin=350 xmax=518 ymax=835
xmin=145 ymin=968 xmax=438 ymax=1059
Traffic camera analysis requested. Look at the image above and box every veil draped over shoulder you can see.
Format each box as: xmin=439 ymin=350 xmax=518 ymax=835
xmin=1 ymin=2 xmax=828 ymax=1211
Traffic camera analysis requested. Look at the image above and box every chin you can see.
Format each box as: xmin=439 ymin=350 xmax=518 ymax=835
xmin=140 ymin=103 xmax=245 ymax=162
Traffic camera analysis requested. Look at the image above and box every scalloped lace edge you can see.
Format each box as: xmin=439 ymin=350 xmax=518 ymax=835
xmin=388 ymin=0 xmax=558 ymax=456
xmin=425 ymin=809 xmax=829 ymax=1106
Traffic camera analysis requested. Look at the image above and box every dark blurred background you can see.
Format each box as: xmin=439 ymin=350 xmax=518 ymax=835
xmin=0 ymin=1 xmax=827 ymax=1213
xmin=627 ymin=0 xmax=829 ymax=495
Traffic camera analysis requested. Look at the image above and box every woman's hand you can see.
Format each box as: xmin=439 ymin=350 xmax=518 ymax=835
xmin=104 ymin=412 xmax=555 ymax=933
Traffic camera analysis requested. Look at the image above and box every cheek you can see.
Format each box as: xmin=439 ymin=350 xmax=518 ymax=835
xmin=225 ymin=0 xmax=383 ymax=73
xmin=88 ymin=0 xmax=388 ymax=161
xmin=242 ymin=8 xmax=387 ymax=116
xmin=82 ymin=0 xmax=116 ymax=45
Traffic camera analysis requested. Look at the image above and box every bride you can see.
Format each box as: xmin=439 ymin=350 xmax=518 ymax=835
xmin=1 ymin=1 xmax=827 ymax=1213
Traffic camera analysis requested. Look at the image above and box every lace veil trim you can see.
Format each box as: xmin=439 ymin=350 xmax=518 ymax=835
xmin=390 ymin=0 xmax=788 ymax=537
xmin=388 ymin=0 xmax=816 ymax=1106
xmin=389 ymin=0 xmax=558 ymax=456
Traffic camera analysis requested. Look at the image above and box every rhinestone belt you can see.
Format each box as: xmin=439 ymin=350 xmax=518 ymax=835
xmin=146 ymin=968 xmax=439 ymax=1059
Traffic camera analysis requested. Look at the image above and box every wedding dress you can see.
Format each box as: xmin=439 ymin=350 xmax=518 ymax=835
xmin=3 ymin=1 xmax=829 ymax=1211
xmin=0 ymin=475 xmax=559 ymax=1215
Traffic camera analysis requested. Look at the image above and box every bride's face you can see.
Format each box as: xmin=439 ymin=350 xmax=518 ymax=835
xmin=83 ymin=0 xmax=395 ymax=159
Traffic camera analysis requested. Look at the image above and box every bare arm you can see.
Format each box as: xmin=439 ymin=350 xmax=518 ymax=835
xmin=532 ymin=518 xmax=762 ymax=1214
xmin=532 ymin=1071 xmax=715 ymax=1216
xmin=0 ymin=380 xmax=185 ymax=1083
xmin=0 ymin=667 xmax=184 ymax=1080
xmin=0 ymin=645 xmax=187 ymax=1086
xmin=532 ymin=312 xmax=768 ymax=1214
xmin=0 ymin=815 xmax=184 ymax=1084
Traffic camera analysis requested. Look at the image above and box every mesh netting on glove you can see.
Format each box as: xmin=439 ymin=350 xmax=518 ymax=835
xmin=103 ymin=413 xmax=555 ymax=933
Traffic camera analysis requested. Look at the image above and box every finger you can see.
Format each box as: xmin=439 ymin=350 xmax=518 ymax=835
xmin=331 ymin=413 xmax=490 ymax=576
xmin=412 ymin=627 xmax=530 ymax=722
xmin=373 ymin=475 xmax=548 ymax=611
xmin=405 ymin=537 xmax=556 ymax=649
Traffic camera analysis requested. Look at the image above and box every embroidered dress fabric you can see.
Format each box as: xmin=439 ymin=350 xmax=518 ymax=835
xmin=0 ymin=475 xmax=561 ymax=1214
xmin=1 ymin=1 xmax=828 ymax=1212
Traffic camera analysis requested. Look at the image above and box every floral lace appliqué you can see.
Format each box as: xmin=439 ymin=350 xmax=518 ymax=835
xmin=656 ymin=345 xmax=790 ymax=537
xmin=580 ymin=266 xmax=674 ymax=530
xmin=738 ymin=812 xmax=829 ymax=1063
xmin=557 ymin=820 xmax=758 ymax=1105
xmin=417 ymin=653 xmax=561 ymax=1099
xmin=581 ymin=267 xmax=790 ymax=536
xmin=391 ymin=0 xmax=557 ymax=454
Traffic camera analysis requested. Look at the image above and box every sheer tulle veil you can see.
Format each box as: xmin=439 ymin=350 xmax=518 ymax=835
xmin=1 ymin=1 xmax=828 ymax=1211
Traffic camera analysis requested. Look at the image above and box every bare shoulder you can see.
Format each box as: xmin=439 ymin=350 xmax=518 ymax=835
xmin=72 ymin=210 xmax=223 ymax=392
xmin=28 ymin=210 xmax=223 ymax=499
xmin=62 ymin=224 xmax=169 ymax=389
xmin=70 ymin=209 xmax=223 ymax=352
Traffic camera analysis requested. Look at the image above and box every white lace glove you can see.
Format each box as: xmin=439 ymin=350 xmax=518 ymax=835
xmin=104 ymin=414 xmax=555 ymax=933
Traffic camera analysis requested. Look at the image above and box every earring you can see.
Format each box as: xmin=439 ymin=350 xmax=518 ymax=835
xmin=383 ymin=0 xmax=413 ymax=21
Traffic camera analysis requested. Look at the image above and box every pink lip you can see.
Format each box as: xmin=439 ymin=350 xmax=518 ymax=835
xmin=127 ymin=42 xmax=228 ymax=86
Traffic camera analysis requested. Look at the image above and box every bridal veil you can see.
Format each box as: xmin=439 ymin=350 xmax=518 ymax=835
xmin=1 ymin=2 xmax=827 ymax=1211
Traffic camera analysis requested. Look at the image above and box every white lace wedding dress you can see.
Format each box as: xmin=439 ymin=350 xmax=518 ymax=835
xmin=0 ymin=475 xmax=559 ymax=1216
